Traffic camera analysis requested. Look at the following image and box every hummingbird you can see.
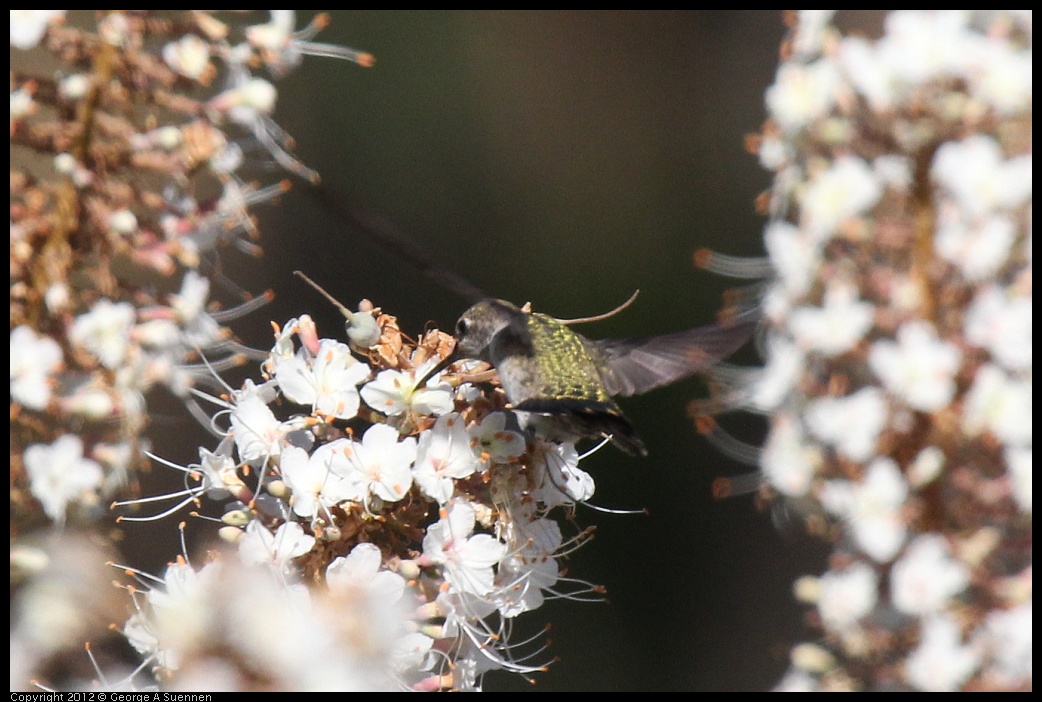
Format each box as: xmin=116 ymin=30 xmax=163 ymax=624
xmin=421 ymin=297 xmax=758 ymax=456
xmin=304 ymin=190 xmax=758 ymax=456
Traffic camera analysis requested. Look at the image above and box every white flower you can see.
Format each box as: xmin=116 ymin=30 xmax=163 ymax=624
xmin=838 ymin=36 xmax=897 ymax=112
xmin=229 ymin=393 xmax=286 ymax=463
xmin=275 ymin=338 xmax=370 ymax=420
xmin=126 ymin=553 xmax=409 ymax=690
xmin=935 ymin=212 xmax=1016 ymax=281
xmin=391 ymin=632 xmax=436 ymax=675
xmin=817 ymin=563 xmax=878 ymax=631
xmin=23 ymin=435 xmax=104 ymax=523
xmin=361 ymin=359 xmax=455 ymax=418
xmin=965 ymin=285 xmax=1032 ymax=372
xmin=121 ymin=612 xmax=164 ymax=670
xmin=766 ymin=59 xmax=840 ymax=132
xmin=530 ymin=441 xmax=595 ymax=507
xmin=69 ymin=299 xmax=137 ymax=369
xmin=326 ymin=542 xmax=405 ymax=604
xmin=162 ymin=34 xmax=212 ymax=80
xmin=975 ymin=602 xmax=1032 ymax=685
xmin=245 ymin=10 xmax=298 ymax=53
xmin=327 ymin=544 xmax=430 ymax=674
xmin=962 ymin=363 xmax=1032 ymax=447
xmin=891 ymin=535 xmax=969 ymax=615
xmin=805 ymin=387 xmax=888 ymax=463
xmin=820 ymin=457 xmax=908 ymax=562
xmin=244 ymin=10 xmax=310 ymax=77
xmin=905 ymin=614 xmax=980 ymax=691
xmin=326 ymin=543 xmax=429 ymax=673
xmin=125 ymin=560 xmax=221 ymax=670
xmin=113 ymin=440 xmax=244 ymax=522
xmin=763 ymin=220 xmax=822 ymax=301
xmin=413 ymin=413 xmax=482 ymax=504
xmin=868 ymin=321 xmax=961 ymax=412
xmin=468 ymin=412 xmax=526 ymax=463
xmin=279 ymin=441 xmax=357 ymax=518
xmin=333 ymin=423 xmax=417 ymax=504
xmin=422 ymin=500 xmax=505 ymax=597
xmin=801 ymin=156 xmax=883 ymax=240
xmin=169 ymin=271 xmax=224 ymax=348
xmin=966 ymin=37 xmax=1033 ymax=114
xmin=876 ymin=11 xmax=973 ymax=88
xmin=58 ymin=382 xmax=116 ymax=419
xmin=209 ymin=77 xmax=278 ymax=120
xmin=244 ymin=10 xmax=374 ymax=79
xmin=750 ymin=337 xmax=804 ymax=411
xmin=433 ymin=588 xmax=497 ymax=646
xmin=238 ymin=520 xmax=316 ymax=571
xmin=427 ymin=590 xmax=506 ymax=688
xmin=10 ymin=10 xmax=65 ymax=50
xmin=932 ymin=135 xmax=1033 ymax=216
xmin=761 ymin=414 xmax=822 ymax=497
xmin=198 ymin=445 xmax=247 ymax=498
xmin=495 ymin=518 xmax=562 ymax=617
xmin=789 ymin=281 xmax=875 ymax=356
xmin=10 ymin=325 xmax=63 ymax=410
xmin=132 ymin=318 xmax=181 ymax=349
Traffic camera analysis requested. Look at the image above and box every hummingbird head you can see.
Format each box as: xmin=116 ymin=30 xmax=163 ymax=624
xmin=453 ymin=299 xmax=523 ymax=360
xmin=414 ymin=298 xmax=524 ymax=389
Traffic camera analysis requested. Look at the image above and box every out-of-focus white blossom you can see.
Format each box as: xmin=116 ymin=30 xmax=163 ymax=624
xmin=817 ymin=562 xmax=878 ymax=632
xmin=800 ymin=156 xmax=882 ymax=240
xmin=904 ymin=615 xmax=981 ymax=692
xmin=891 ymin=535 xmax=970 ymax=615
xmin=68 ymin=299 xmax=137 ymax=370
xmin=748 ymin=11 xmax=1031 ymax=691
xmin=10 ymin=10 xmax=65 ymax=50
xmin=766 ymin=60 xmax=840 ymax=132
xmin=805 ymin=387 xmax=888 ymax=463
xmin=820 ymin=457 xmax=908 ymax=562
xmin=23 ymin=435 xmax=103 ymax=523
xmin=868 ymin=321 xmax=961 ymax=412
xmin=789 ymin=280 xmax=875 ymax=356
xmin=10 ymin=325 xmax=63 ymax=410
xmin=962 ymin=364 xmax=1032 ymax=447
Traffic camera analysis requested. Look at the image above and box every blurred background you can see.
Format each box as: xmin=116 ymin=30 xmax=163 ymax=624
xmin=137 ymin=11 xmax=832 ymax=691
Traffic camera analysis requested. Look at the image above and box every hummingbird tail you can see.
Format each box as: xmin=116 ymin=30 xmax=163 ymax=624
xmin=608 ymin=430 xmax=648 ymax=457
xmin=513 ymin=398 xmax=648 ymax=457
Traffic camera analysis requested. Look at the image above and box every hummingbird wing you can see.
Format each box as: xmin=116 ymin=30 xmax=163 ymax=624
xmin=310 ymin=187 xmax=488 ymax=304
xmin=592 ymin=308 xmax=759 ymax=397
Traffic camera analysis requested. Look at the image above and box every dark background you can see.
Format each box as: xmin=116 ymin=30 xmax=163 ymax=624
xmin=140 ymin=11 xmax=830 ymax=691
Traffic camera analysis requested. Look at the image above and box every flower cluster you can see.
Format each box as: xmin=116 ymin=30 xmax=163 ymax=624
xmin=11 ymin=11 xmax=371 ymax=531
xmin=115 ymin=309 xmax=603 ymax=690
xmin=736 ymin=10 xmax=1030 ymax=692
xmin=10 ymin=9 xmax=372 ymax=689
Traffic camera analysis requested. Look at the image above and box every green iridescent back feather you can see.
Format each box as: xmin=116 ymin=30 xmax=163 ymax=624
xmin=524 ymin=314 xmax=616 ymax=405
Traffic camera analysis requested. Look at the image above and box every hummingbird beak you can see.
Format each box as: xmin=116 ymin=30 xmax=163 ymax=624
xmin=415 ymin=346 xmax=459 ymax=388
